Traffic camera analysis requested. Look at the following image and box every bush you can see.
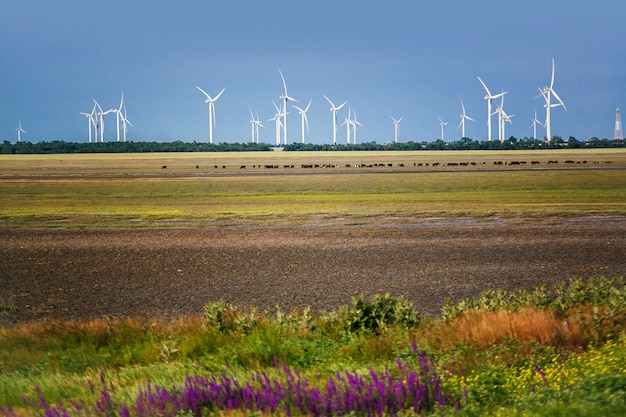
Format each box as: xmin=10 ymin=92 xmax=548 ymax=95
xmin=340 ymin=293 xmax=421 ymax=335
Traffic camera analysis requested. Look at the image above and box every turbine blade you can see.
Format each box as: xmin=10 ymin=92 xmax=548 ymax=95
xmin=551 ymin=89 xmax=567 ymax=111
xmin=279 ymin=69 xmax=288 ymax=95
xmin=323 ymin=95 xmax=334 ymax=108
xmin=213 ymin=87 xmax=226 ymax=101
xmin=196 ymin=85 xmax=211 ymax=99
xmin=550 ymin=58 xmax=555 ymax=89
xmin=477 ymin=76 xmax=491 ymax=95
xmin=336 ymin=101 xmax=347 ymax=110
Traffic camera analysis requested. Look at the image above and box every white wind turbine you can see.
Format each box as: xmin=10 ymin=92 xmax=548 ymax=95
xmin=530 ymin=109 xmax=543 ymax=140
xmin=120 ymin=105 xmax=132 ymax=142
xmin=80 ymin=102 xmax=97 ymax=143
xmin=458 ymin=100 xmax=474 ymax=139
xmin=93 ymin=99 xmax=114 ymax=142
xmin=249 ymin=110 xmax=263 ymax=143
xmin=111 ymin=93 xmax=128 ymax=142
xmin=323 ymin=95 xmax=347 ymax=145
xmin=438 ymin=117 xmax=449 ymax=141
xmin=16 ymin=121 xmax=26 ymax=142
xmin=269 ymin=101 xmax=285 ymax=146
xmin=493 ymin=95 xmax=514 ymax=142
xmin=293 ymin=99 xmax=312 ymax=144
xmin=390 ymin=116 xmax=403 ymax=143
xmin=536 ymin=58 xmax=566 ymax=141
xmin=477 ymin=76 xmax=507 ymax=141
xmin=278 ymin=69 xmax=297 ymax=145
xmin=196 ymin=85 xmax=225 ymax=144
xmin=341 ymin=107 xmax=352 ymax=144
xmin=351 ymin=110 xmax=362 ymax=144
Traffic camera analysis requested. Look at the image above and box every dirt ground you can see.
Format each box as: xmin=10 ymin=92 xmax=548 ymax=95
xmin=1 ymin=216 xmax=625 ymax=326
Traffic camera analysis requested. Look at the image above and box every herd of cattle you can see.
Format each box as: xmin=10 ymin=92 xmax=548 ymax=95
xmin=160 ymin=159 xmax=612 ymax=170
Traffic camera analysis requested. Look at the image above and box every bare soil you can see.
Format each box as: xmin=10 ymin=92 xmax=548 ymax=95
xmin=1 ymin=217 xmax=625 ymax=326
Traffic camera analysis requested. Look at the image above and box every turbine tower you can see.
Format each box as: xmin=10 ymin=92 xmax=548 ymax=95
xmin=278 ymin=69 xmax=297 ymax=145
xmin=477 ymin=76 xmax=507 ymax=141
xmin=293 ymin=99 xmax=312 ymax=144
xmin=16 ymin=121 xmax=26 ymax=142
xmin=323 ymin=95 xmax=347 ymax=145
xmin=536 ymin=58 xmax=566 ymax=141
xmin=458 ymin=100 xmax=474 ymax=139
xmin=391 ymin=116 xmax=402 ymax=143
xmin=614 ymin=107 xmax=623 ymax=140
xmin=196 ymin=85 xmax=225 ymax=144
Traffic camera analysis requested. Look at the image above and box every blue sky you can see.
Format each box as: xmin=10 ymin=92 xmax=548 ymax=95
xmin=1 ymin=1 xmax=624 ymax=144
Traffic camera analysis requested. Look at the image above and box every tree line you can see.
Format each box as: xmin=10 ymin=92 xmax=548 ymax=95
xmin=1 ymin=136 xmax=624 ymax=154
xmin=0 ymin=141 xmax=273 ymax=154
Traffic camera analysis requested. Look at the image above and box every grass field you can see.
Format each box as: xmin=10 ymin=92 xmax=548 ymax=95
xmin=1 ymin=149 xmax=625 ymax=227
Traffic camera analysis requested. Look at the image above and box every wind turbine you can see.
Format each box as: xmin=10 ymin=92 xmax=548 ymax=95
xmin=293 ymin=99 xmax=312 ymax=144
xmin=16 ymin=121 xmax=26 ymax=142
xmin=249 ymin=110 xmax=263 ymax=143
xmin=112 ymin=93 xmax=126 ymax=142
xmin=249 ymin=110 xmax=257 ymax=143
xmin=530 ymin=109 xmax=543 ymax=139
xmin=341 ymin=107 xmax=352 ymax=144
xmin=493 ymin=95 xmax=514 ymax=142
xmin=536 ymin=58 xmax=566 ymax=141
xmin=93 ymin=99 xmax=113 ymax=142
xmin=458 ymin=100 xmax=474 ymax=139
xmin=351 ymin=110 xmax=362 ymax=144
xmin=278 ymin=69 xmax=297 ymax=145
xmin=323 ymin=95 xmax=347 ymax=145
xmin=80 ymin=102 xmax=97 ymax=143
xmin=390 ymin=116 xmax=403 ymax=143
xmin=196 ymin=85 xmax=225 ymax=144
xmin=269 ymin=101 xmax=284 ymax=146
xmin=438 ymin=117 xmax=449 ymax=141
xmin=477 ymin=76 xmax=507 ymax=141
xmin=120 ymin=105 xmax=132 ymax=142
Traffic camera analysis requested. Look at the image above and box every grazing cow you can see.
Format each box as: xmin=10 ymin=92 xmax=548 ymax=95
xmin=417 ymin=163 xmax=422 ymax=167
xmin=398 ymin=163 xmax=404 ymax=167
xmin=565 ymin=160 xmax=575 ymax=164
xmin=509 ymin=161 xmax=521 ymax=165
xmin=161 ymin=165 xmax=167 ymax=169
xmin=531 ymin=161 xmax=540 ymax=165
xmin=470 ymin=162 xmax=477 ymax=165
xmin=387 ymin=163 xmax=393 ymax=167
xmin=240 ymin=165 xmax=247 ymax=169
xmin=196 ymin=165 xmax=199 ymax=169
xmin=432 ymin=162 xmax=440 ymax=166
xmin=214 ymin=165 xmax=218 ymax=169
xmin=222 ymin=165 xmax=226 ymax=169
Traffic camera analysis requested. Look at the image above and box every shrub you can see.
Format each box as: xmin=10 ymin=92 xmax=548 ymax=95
xmin=340 ymin=293 xmax=421 ymax=335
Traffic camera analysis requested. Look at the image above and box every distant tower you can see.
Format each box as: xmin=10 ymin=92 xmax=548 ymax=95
xmin=615 ymin=107 xmax=623 ymax=140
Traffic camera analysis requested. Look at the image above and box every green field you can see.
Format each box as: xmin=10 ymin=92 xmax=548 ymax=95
xmin=1 ymin=149 xmax=625 ymax=227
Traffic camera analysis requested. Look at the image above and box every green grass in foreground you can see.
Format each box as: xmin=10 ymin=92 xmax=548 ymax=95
xmin=0 ymin=276 xmax=624 ymax=416
xmin=1 ymin=169 xmax=625 ymax=227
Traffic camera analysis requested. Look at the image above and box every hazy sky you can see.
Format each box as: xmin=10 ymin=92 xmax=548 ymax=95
xmin=1 ymin=1 xmax=624 ymax=144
